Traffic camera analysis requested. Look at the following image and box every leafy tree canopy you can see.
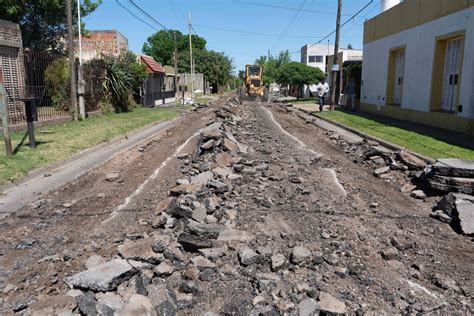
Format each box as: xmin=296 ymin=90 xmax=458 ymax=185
xmin=277 ymin=62 xmax=324 ymax=86
xmin=142 ymin=30 xmax=206 ymax=67
xmin=254 ymin=50 xmax=291 ymax=85
xmin=0 ymin=0 xmax=102 ymax=51
xmin=142 ymin=29 xmax=232 ymax=89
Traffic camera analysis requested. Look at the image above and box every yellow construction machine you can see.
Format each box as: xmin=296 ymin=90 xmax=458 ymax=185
xmin=239 ymin=64 xmax=268 ymax=102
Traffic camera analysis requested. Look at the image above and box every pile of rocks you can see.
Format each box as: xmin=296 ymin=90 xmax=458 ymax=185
xmin=431 ymin=192 xmax=474 ymax=235
xmin=419 ymin=159 xmax=474 ymax=195
xmin=23 ymin=100 xmax=346 ymax=315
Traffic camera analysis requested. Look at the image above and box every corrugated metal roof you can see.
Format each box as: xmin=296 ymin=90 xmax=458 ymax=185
xmin=140 ymin=55 xmax=165 ymax=74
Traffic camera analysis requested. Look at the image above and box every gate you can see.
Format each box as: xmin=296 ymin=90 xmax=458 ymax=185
xmin=0 ymin=45 xmax=25 ymax=126
xmin=0 ymin=48 xmax=71 ymax=127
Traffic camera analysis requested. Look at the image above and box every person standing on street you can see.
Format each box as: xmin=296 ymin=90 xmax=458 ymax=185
xmin=345 ymin=78 xmax=357 ymax=111
xmin=317 ymin=78 xmax=329 ymax=112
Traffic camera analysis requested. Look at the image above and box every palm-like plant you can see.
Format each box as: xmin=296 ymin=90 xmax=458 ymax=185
xmin=103 ymin=57 xmax=133 ymax=112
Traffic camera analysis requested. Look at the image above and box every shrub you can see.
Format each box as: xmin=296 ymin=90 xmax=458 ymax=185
xmin=44 ymin=58 xmax=70 ymax=111
xmin=103 ymin=52 xmax=147 ymax=112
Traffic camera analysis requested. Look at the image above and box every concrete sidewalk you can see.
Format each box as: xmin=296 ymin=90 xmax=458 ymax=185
xmin=0 ymin=118 xmax=177 ymax=217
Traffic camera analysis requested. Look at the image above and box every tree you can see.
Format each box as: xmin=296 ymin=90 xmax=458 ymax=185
xmin=142 ymin=30 xmax=206 ymax=67
xmin=277 ymin=62 xmax=324 ymax=99
xmin=254 ymin=50 xmax=291 ymax=85
xmin=143 ymin=29 xmax=232 ymax=93
xmin=347 ymin=44 xmax=353 ymax=49
xmin=0 ymin=0 xmax=102 ymax=51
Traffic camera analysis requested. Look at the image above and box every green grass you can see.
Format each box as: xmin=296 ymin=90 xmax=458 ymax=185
xmin=0 ymin=107 xmax=182 ymax=185
xmin=317 ymin=110 xmax=474 ymax=160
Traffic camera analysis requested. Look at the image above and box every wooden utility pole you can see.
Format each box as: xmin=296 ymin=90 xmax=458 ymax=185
xmin=0 ymin=80 xmax=12 ymax=157
xmin=67 ymin=0 xmax=78 ymax=120
xmin=77 ymin=0 xmax=85 ymax=119
xmin=173 ymin=31 xmax=179 ymax=103
xmin=330 ymin=0 xmax=342 ymax=111
xmin=188 ymin=12 xmax=194 ymax=100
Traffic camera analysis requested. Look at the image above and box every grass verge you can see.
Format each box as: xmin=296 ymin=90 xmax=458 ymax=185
xmin=317 ymin=110 xmax=474 ymax=160
xmin=0 ymin=107 xmax=182 ymax=185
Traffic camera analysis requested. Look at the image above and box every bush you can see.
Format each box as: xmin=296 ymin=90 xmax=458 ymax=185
xmin=103 ymin=52 xmax=147 ymax=112
xmin=44 ymin=58 xmax=70 ymax=111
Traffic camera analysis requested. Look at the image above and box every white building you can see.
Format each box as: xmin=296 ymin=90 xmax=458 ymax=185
xmin=301 ymin=44 xmax=334 ymax=73
xmin=301 ymin=43 xmax=362 ymax=74
xmin=361 ymin=0 xmax=474 ymax=135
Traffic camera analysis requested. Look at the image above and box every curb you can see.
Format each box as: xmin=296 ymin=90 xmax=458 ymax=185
xmin=281 ymin=103 xmax=435 ymax=164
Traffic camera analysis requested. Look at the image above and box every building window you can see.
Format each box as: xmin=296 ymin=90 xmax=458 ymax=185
xmin=386 ymin=47 xmax=405 ymax=106
xmin=308 ymin=55 xmax=323 ymax=63
xmin=429 ymin=31 xmax=465 ymax=113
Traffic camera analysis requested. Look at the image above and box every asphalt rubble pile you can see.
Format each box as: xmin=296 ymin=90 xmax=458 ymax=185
xmin=332 ymin=137 xmax=474 ymax=236
xmin=22 ymin=97 xmax=342 ymax=315
xmin=282 ymin=103 xmax=474 ymax=237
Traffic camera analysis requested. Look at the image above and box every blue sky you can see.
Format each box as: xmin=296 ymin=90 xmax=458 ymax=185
xmin=83 ymin=0 xmax=381 ymax=72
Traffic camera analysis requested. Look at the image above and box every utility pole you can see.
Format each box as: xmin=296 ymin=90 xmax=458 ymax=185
xmin=67 ymin=0 xmax=78 ymax=120
xmin=77 ymin=0 xmax=85 ymax=119
xmin=173 ymin=31 xmax=179 ymax=103
xmin=188 ymin=12 xmax=194 ymax=100
xmin=330 ymin=0 xmax=342 ymax=111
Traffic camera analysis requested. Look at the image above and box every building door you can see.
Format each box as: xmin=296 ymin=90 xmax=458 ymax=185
xmin=393 ymin=50 xmax=405 ymax=105
xmin=441 ymin=38 xmax=462 ymax=112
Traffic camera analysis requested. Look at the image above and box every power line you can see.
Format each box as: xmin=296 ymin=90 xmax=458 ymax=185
xmin=290 ymin=0 xmax=374 ymax=55
xmin=170 ymin=0 xmax=188 ymax=23
xmin=242 ymin=1 xmax=353 ymax=17
xmin=193 ymin=23 xmax=361 ymax=38
xmin=168 ymin=0 xmax=186 ymax=27
xmin=116 ymin=0 xmax=159 ymax=31
xmin=129 ymin=0 xmax=169 ymax=30
xmin=271 ymin=0 xmax=308 ymax=51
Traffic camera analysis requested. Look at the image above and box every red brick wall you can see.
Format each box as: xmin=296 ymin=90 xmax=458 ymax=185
xmin=76 ymin=30 xmax=128 ymax=60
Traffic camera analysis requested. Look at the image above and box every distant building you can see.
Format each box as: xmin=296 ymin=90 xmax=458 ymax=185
xmin=140 ymin=55 xmax=176 ymax=106
xmin=361 ymin=0 xmax=474 ymax=135
xmin=300 ymin=44 xmax=334 ymax=73
xmin=300 ymin=43 xmax=362 ymax=101
xmin=76 ymin=30 xmax=128 ymax=61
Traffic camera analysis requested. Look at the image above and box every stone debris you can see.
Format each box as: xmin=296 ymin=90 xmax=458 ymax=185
xmin=291 ymin=246 xmax=312 ymax=264
xmin=298 ymin=298 xmax=319 ymax=316
xmin=7 ymin=97 xmax=473 ymax=315
xmin=153 ymin=262 xmax=174 ymax=277
xmin=118 ymin=238 xmax=165 ymax=264
xmin=191 ymin=255 xmax=216 ymax=270
xmin=65 ymin=259 xmax=135 ymax=292
xmin=238 ymin=246 xmax=259 ymax=266
xmin=420 ymin=158 xmax=474 ymax=194
xmin=28 ymin=295 xmax=77 ymax=316
xmin=105 ymin=172 xmax=120 ymax=182
xmin=436 ymin=192 xmax=474 ymax=234
xmin=318 ymin=292 xmax=346 ymax=315
xmin=271 ymin=253 xmax=286 ymax=271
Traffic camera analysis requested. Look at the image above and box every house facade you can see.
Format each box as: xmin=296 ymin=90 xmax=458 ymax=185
xmin=140 ymin=55 xmax=176 ymax=107
xmin=361 ymin=0 xmax=474 ymax=135
xmin=76 ymin=30 xmax=128 ymax=61
xmin=301 ymin=44 xmax=334 ymax=73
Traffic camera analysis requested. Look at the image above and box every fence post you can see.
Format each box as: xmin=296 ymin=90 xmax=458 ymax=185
xmin=0 ymin=83 xmax=13 ymax=157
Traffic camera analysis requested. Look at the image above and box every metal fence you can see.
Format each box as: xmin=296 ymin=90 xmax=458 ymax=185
xmin=23 ymin=50 xmax=70 ymax=124
xmin=142 ymin=73 xmax=175 ymax=107
xmin=1 ymin=49 xmax=71 ymax=126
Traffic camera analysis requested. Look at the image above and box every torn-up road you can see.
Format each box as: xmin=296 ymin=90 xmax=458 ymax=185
xmin=0 ymin=96 xmax=472 ymax=315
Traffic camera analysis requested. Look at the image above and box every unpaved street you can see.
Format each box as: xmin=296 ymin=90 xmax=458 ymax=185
xmin=0 ymin=96 xmax=472 ymax=315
